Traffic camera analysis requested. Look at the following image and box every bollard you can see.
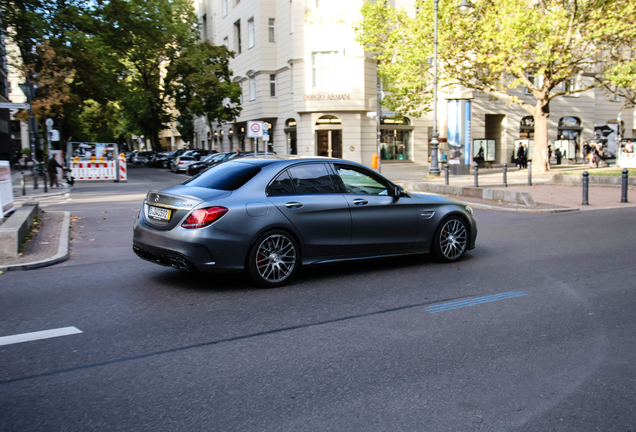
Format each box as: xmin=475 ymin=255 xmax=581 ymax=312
xmin=474 ymin=162 xmax=479 ymax=187
xmin=43 ymin=169 xmax=48 ymax=193
xmin=527 ymin=161 xmax=532 ymax=186
xmin=582 ymin=171 xmax=589 ymax=205
xmin=621 ymin=168 xmax=628 ymax=203
xmin=21 ymin=172 xmax=26 ymax=196
xmin=445 ymin=164 xmax=449 ymax=185
xmin=503 ymin=163 xmax=507 ymax=187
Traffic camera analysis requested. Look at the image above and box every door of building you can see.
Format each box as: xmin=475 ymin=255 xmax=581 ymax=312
xmin=316 ymin=130 xmax=342 ymax=158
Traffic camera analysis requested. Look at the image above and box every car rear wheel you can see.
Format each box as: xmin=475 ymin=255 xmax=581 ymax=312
xmin=248 ymin=230 xmax=299 ymax=287
xmin=432 ymin=216 xmax=468 ymax=263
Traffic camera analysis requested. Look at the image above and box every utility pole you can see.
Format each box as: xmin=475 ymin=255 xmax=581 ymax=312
xmin=19 ymin=79 xmax=39 ymax=189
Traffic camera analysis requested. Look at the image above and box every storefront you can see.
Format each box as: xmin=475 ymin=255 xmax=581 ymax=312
xmin=558 ymin=116 xmax=582 ymax=141
xmin=285 ymin=118 xmax=297 ymax=155
xmin=315 ymin=115 xmax=342 ymax=158
xmin=380 ymin=117 xmax=413 ymax=161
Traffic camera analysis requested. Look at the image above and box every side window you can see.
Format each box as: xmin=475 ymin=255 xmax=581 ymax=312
xmin=268 ymin=170 xmax=294 ymax=195
xmin=288 ymin=164 xmax=336 ymax=194
xmin=336 ymin=166 xmax=388 ymax=195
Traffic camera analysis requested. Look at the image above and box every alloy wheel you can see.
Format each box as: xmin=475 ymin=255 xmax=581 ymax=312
xmin=254 ymin=234 xmax=297 ymax=284
xmin=438 ymin=218 xmax=467 ymax=260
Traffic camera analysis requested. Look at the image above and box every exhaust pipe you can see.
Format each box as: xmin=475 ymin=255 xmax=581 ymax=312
xmin=169 ymin=258 xmax=190 ymax=270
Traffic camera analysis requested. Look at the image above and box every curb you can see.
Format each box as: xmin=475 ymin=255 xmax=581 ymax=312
xmin=13 ymin=190 xmax=72 ymax=201
xmin=0 ymin=211 xmax=71 ymax=272
xmin=462 ymin=201 xmax=579 ymax=213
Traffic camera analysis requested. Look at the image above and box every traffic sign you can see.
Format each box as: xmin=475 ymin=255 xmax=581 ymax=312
xmin=45 ymin=118 xmax=54 ymax=129
xmin=247 ymin=121 xmax=264 ymax=138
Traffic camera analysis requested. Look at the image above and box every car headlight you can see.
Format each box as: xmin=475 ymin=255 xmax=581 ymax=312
xmin=465 ymin=205 xmax=474 ymax=215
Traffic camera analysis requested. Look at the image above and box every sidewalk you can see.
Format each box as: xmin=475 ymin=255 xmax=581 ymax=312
xmin=10 ymin=167 xmax=73 ymax=202
xmin=0 ymin=168 xmax=72 ymax=273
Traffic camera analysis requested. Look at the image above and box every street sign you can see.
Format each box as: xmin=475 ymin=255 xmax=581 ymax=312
xmin=45 ymin=118 xmax=54 ymax=129
xmin=50 ymin=130 xmax=60 ymax=141
xmin=0 ymin=102 xmax=29 ymax=110
xmin=247 ymin=121 xmax=264 ymax=138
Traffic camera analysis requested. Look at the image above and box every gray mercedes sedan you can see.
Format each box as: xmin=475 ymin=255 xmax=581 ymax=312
xmin=133 ymin=157 xmax=477 ymax=287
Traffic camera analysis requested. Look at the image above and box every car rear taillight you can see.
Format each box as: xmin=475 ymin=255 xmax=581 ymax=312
xmin=181 ymin=207 xmax=228 ymax=229
xmin=179 ymin=161 xmax=185 ymax=165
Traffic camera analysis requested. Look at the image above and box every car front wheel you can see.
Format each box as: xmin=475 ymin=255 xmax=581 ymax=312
xmin=247 ymin=230 xmax=299 ymax=287
xmin=432 ymin=216 xmax=468 ymax=263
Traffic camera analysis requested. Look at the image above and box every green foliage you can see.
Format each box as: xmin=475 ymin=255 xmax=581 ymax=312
xmin=355 ymin=0 xmax=636 ymax=172
xmin=168 ymin=41 xmax=242 ymax=134
xmin=175 ymin=112 xmax=194 ymax=145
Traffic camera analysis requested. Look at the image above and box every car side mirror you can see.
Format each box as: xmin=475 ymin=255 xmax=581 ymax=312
xmin=391 ymin=185 xmax=404 ymax=197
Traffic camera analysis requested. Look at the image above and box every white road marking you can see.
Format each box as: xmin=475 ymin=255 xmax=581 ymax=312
xmin=0 ymin=326 xmax=83 ymax=346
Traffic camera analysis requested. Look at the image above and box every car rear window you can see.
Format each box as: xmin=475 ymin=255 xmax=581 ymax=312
xmin=182 ymin=162 xmax=261 ymax=191
xmin=179 ymin=156 xmax=195 ymax=161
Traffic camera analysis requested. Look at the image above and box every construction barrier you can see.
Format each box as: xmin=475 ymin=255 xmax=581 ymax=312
xmin=119 ymin=153 xmax=127 ymax=181
xmin=71 ymin=160 xmax=117 ymax=180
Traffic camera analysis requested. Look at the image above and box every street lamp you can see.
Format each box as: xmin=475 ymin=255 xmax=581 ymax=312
xmin=429 ymin=0 xmax=474 ymax=176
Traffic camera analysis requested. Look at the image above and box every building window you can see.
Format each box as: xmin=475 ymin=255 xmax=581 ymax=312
xmin=525 ymin=72 xmax=536 ymax=95
xmin=223 ymin=37 xmax=229 ymax=48
xmin=223 ymin=0 xmax=228 ymax=16
xmin=249 ymin=76 xmax=256 ymax=100
xmin=285 ymin=118 xmax=297 ymax=155
xmin=380 ymin=117 xmax=413 ymax=161
xmin=563 ymin=77 xmax=578 ymax=96
xmin=269 ymin=18 xmax=275 ymax=42
xmin=312 ymin=51 xmax=339 ymax=88
xmin=202 ymin=14 xmax=208 ymax=41
xmin=248 ymin=18 xmax=255 ymax=48
xmin=238 ymin=81 xmax=243 ymax=104
xmin=270 ymin=74 xmax=277 ymax=97
xmin=234 ymin=20 xmax=242 ymax=54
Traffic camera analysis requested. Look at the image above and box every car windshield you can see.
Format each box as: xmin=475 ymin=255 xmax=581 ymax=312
xmin=182 ymin=162 xmax=261 ymax=191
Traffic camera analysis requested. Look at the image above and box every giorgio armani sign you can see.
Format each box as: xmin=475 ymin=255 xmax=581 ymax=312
xmin=303 ymin=93 xmax=351 ymax=101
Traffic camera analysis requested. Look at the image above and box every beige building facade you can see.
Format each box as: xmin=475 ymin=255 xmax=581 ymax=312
xmin=194 ymin=0 xmax=634 ymax=170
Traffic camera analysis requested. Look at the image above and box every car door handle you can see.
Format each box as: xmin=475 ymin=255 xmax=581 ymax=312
xmin=353 ymin=199 xmax=368 ymax=205
xmin=285 ymin=202 xmax=303 ymax=209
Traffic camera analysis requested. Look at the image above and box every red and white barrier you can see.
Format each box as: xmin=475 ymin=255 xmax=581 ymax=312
xmin=119 ymin=155 xmax=127 ymax=181
xmin=71 ymin=161 xmax=117 ymax=180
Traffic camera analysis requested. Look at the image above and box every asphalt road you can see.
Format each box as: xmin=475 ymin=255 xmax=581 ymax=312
xmin=2 ymin=165 xmax=636 ymax=431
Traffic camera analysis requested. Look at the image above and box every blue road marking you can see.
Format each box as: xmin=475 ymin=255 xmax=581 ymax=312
xmin=427 ymin=291 xmax=527 ymax=313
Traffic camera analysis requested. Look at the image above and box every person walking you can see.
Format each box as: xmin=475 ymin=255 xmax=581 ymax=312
xmin=589 ymin=144 xmax=600 ymax=168
xmin=47 ymin=154 xmax=64 ymax=188
xmin=516 ymin=144 xmax=526 ymax=170
xmin=583 ymin=141 xmax=590 ymax=162
xmin=574 ymin=141 xmax=579 ymax=163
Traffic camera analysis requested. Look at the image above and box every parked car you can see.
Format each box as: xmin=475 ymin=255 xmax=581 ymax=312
xmin=148 ymin=152 xmax=168 ymax=167
xmin=170 ymin=149 xmax=213 ymax=173
xmin=186 ymin=152 xmax=237 ymax=176
xmin=133 ymin=156 xmax=477 ymax=287
xmin=155 ymin=149 xmax=185 ymax=169
xmin=132 ymin=151 xmax=155 ymax=165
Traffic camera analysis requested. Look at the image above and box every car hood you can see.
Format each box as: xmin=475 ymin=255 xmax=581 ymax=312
xmin=407 ymin=191 xmax=467 ymax=206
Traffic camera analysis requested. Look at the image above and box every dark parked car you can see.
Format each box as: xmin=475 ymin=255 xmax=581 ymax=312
xmin=155 ymin=149 xmax=185 ymax=169
xmin=148 ymin=152 xmax=168 ymax=167
xmin=133 ymin=157 xmax=477 ymax=287
xmin=186 ymin=152 xmax=238 ymax=175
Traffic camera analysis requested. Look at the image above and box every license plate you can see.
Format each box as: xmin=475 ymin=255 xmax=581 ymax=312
xmin=148 ymin=206 xmax=171 ymax=221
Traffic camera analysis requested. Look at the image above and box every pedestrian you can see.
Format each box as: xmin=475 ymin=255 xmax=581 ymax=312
xmin=589 ymin=144 xmax=600 ymax=168
xmin=47 ymin=154 xmax=64 ymax=188
xmin=574 ymin=141 xmax=579 ymax=163
xmin=626 ymin=140 xmax=634 ymax=153
xmin=555 ymin=147 xmax=562 ymax=165
xmin=548 ymin=145 xmax=553 ymax=162
xmin=235 ymin=147 xmax=243 ymax=156
xmin=516 ymin=144 xmax=526 ymax=170
xmin=583 ymin=141 xmax=590 ymax=161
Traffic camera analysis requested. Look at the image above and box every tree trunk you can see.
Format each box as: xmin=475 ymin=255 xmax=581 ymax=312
xmin=532 ymin=100 xmax=551 ymax=173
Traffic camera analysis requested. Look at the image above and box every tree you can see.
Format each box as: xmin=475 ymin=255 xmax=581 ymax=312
xmin=94 ymin=0 xmax=199 ymax=152
xmin=168 ymin=41 xmax=242 ymax=145
xmin=355 ymin=0 xmax=636 ymax=172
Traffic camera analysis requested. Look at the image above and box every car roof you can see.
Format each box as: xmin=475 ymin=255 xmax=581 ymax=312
xmin=231 ymin=155 xmax=366 ymax=168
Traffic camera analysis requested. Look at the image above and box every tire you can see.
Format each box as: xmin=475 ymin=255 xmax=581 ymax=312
xmin=247 ymin=230 xmax=299 ymax=287
xmin=432 ymin=216 xmax=468 ymax=263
